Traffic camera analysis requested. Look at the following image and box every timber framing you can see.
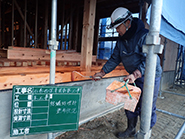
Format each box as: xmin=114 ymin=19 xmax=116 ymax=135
xmin=0 ymin=0 xmax=150 ymax=90
xmin=0 ymin=65 xmax=128 ymax=90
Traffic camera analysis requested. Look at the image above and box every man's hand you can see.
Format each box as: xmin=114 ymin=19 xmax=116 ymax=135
xmin=124 ymin=74 xmax=135 ymax=83
xmin=124 ymin=69 xmax=142 ymax=83
xmin=92 ymin=70 xmax=106 ymax=81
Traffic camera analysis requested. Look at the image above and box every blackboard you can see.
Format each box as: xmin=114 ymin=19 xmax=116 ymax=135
xmin=10 ymin=85 xmax=82 ymax=137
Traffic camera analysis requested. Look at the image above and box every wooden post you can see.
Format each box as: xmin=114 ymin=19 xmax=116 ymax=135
xmin=24 ymin=0 xmax=27 ymax=47
xmin=20 ymin=21 xmax=23 ymax=47
xmin=68 ymin=4 xmax=73 ymax=50
xmin=142 ymin=2 xmax=149 ymax=28
xmin=74 ymin=5 xmax=79 ymax=51
xmin=60 ymin=0 xmax=65 ymax=50
xmin=43 ymin=0 xmax=49 ymax=49
xmin=80 ymin=0 xmax=97 ymax=71
xmin=11 ymin=0 xmax=14 ymax=46
xmin=93 ymin=15 xmax=100 ymax=56
xmin=64 ymin=25 xmax=67 ymax=50
xmin=35 ymin=0 xmax=38 ymax=48
xmin=2 ymin=2 xmax=5 ymax=47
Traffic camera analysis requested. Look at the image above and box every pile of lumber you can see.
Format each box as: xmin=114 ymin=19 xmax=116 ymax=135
xmin=0 ymin=46 xmax=128 ymax=90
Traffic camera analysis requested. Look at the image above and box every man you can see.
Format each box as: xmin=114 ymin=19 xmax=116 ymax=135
xmin=92 ymin=7 xmax=162 ymax=138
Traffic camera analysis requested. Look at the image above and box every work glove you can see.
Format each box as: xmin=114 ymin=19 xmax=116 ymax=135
xmin=92 ymin=69 xmax=106 ymax=81
xmin=124 ymin=69 xmax=142 ymax=83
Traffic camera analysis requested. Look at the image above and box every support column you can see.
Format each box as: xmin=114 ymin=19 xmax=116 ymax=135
xmin=35 ymin=0 xmax=38 ymax=48
xmin=80 ymin=0 xmax=97 ymax=71
xmin=11 ymin=0 xmax=14 ymax=46
xmin=74 ymin=5 xmax=79 ymax=51
xmin=64 ymin=24 xmax=67 ymax=50
xmin=60 ymin=0 xmax=65 ymax=50
xmin=93 ymin=15 xmax=100 ymax=56
xmin=137 ymin=0 xmax=163 ymax=138
xmin=68 ymin=3 xmax=73 ymax=50
xmin=20 ymin=21 xmax=23 ymax=47
xmin=47 ymin=1 xmax=59 ymax=137
xmin=2 ymin=2 xmax=5 ymax=47
xmin=24 ymin=0 xmax=27 ymax=47
xmin=139 ymin=0 xmax=144 ymax=20
xmin=43 ymin=0 xmax=49 ymax=49
xmin=48 ymin=0 xmax=58 ymax=84
xmin=142 ymin=2 xmax=149 ymax=27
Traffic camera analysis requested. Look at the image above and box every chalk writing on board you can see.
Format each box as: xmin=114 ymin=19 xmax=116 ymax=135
xmin=56 ymin=108 xmax=77 ymax=114
xmin=11 ymin=85 xmax=82 ymax=137
xmin=12 ymin=128 xmax=30 ymax=136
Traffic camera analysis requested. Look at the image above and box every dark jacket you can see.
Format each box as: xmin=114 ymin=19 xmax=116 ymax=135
xmin=102 ymin=18 xmax=162 ymax=77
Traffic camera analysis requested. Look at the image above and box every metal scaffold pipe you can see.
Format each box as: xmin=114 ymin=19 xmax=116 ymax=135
xmin=137 ymin=0 xmax=163 ymax=138
xmin=48 ymin=0 xmax=59 ymax=138
xmin=49 ymin=0 xmax=59 ymax=85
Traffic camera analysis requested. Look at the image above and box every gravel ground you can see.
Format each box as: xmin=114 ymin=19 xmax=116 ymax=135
xmin=56 ymin=85 xmax=185 ymax=139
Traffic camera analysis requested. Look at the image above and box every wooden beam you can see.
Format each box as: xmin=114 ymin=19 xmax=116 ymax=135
xmin=0 ymin=66 xmax=128 ymax=90
xmin=0 ymin=72 xmax=71 ymax=90
xmin=80 ymin=0 xmax=97 ymax=71
xmin=0 ymin=65 xmax=125 ymax=75
xmin=71 ymin=68 xmax=128 ymax=81
xmin=6 ymin=46 xmax=97 ymax=62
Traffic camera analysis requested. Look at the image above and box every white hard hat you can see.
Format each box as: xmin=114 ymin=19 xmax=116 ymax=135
xmin=108 ymin=7 xmax=132 ymax=29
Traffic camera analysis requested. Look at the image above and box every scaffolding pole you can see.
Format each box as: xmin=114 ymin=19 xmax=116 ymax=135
xmin=48 ymin=0 xmax=59 ymax=138
xmin=137 ymin=0 xmax=163 ymax=138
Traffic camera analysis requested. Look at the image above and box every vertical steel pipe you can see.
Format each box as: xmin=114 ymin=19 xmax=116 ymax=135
xmin=138 ymin=0 xmax=163 ymax=138
xmin=48 ymin=1 xmax=58 ymax=138
xmin=49 ymin=0 xmax=58 ymax=85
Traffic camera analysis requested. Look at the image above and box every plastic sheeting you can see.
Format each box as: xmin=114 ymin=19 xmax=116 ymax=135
xmin=146 ymin=0 xmax=185 ymax=46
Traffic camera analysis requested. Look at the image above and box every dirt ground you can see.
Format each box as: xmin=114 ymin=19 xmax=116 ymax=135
xmin=56 ymin=85 xmax=185 ymax=139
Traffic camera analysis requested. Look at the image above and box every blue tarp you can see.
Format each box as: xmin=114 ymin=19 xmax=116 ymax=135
xmin=147 ymin=0 xmax=185 ymax=82
xmin=146 ymin=0 xmax=185 ymax=46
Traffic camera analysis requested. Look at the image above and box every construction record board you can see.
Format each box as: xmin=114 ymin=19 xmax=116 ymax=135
xmin=10 ymin=85 xmax=82 ymax=137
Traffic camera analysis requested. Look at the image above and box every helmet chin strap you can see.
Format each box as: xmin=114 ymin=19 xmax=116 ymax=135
xmin=123 ymin=20 xmax=132 ymax=31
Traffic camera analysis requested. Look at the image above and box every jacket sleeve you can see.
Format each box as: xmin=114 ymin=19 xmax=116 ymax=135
xmin=136 ymin=33 xmax=147 ymax=76
xmin=102 ymin=43 xmax=121 ymax=74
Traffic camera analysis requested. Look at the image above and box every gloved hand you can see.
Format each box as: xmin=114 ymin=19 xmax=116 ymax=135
xmin=92 ymin=69 xmax=106 ymax=81
xmin=124 ymin=69 xmax=141 ymax=83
